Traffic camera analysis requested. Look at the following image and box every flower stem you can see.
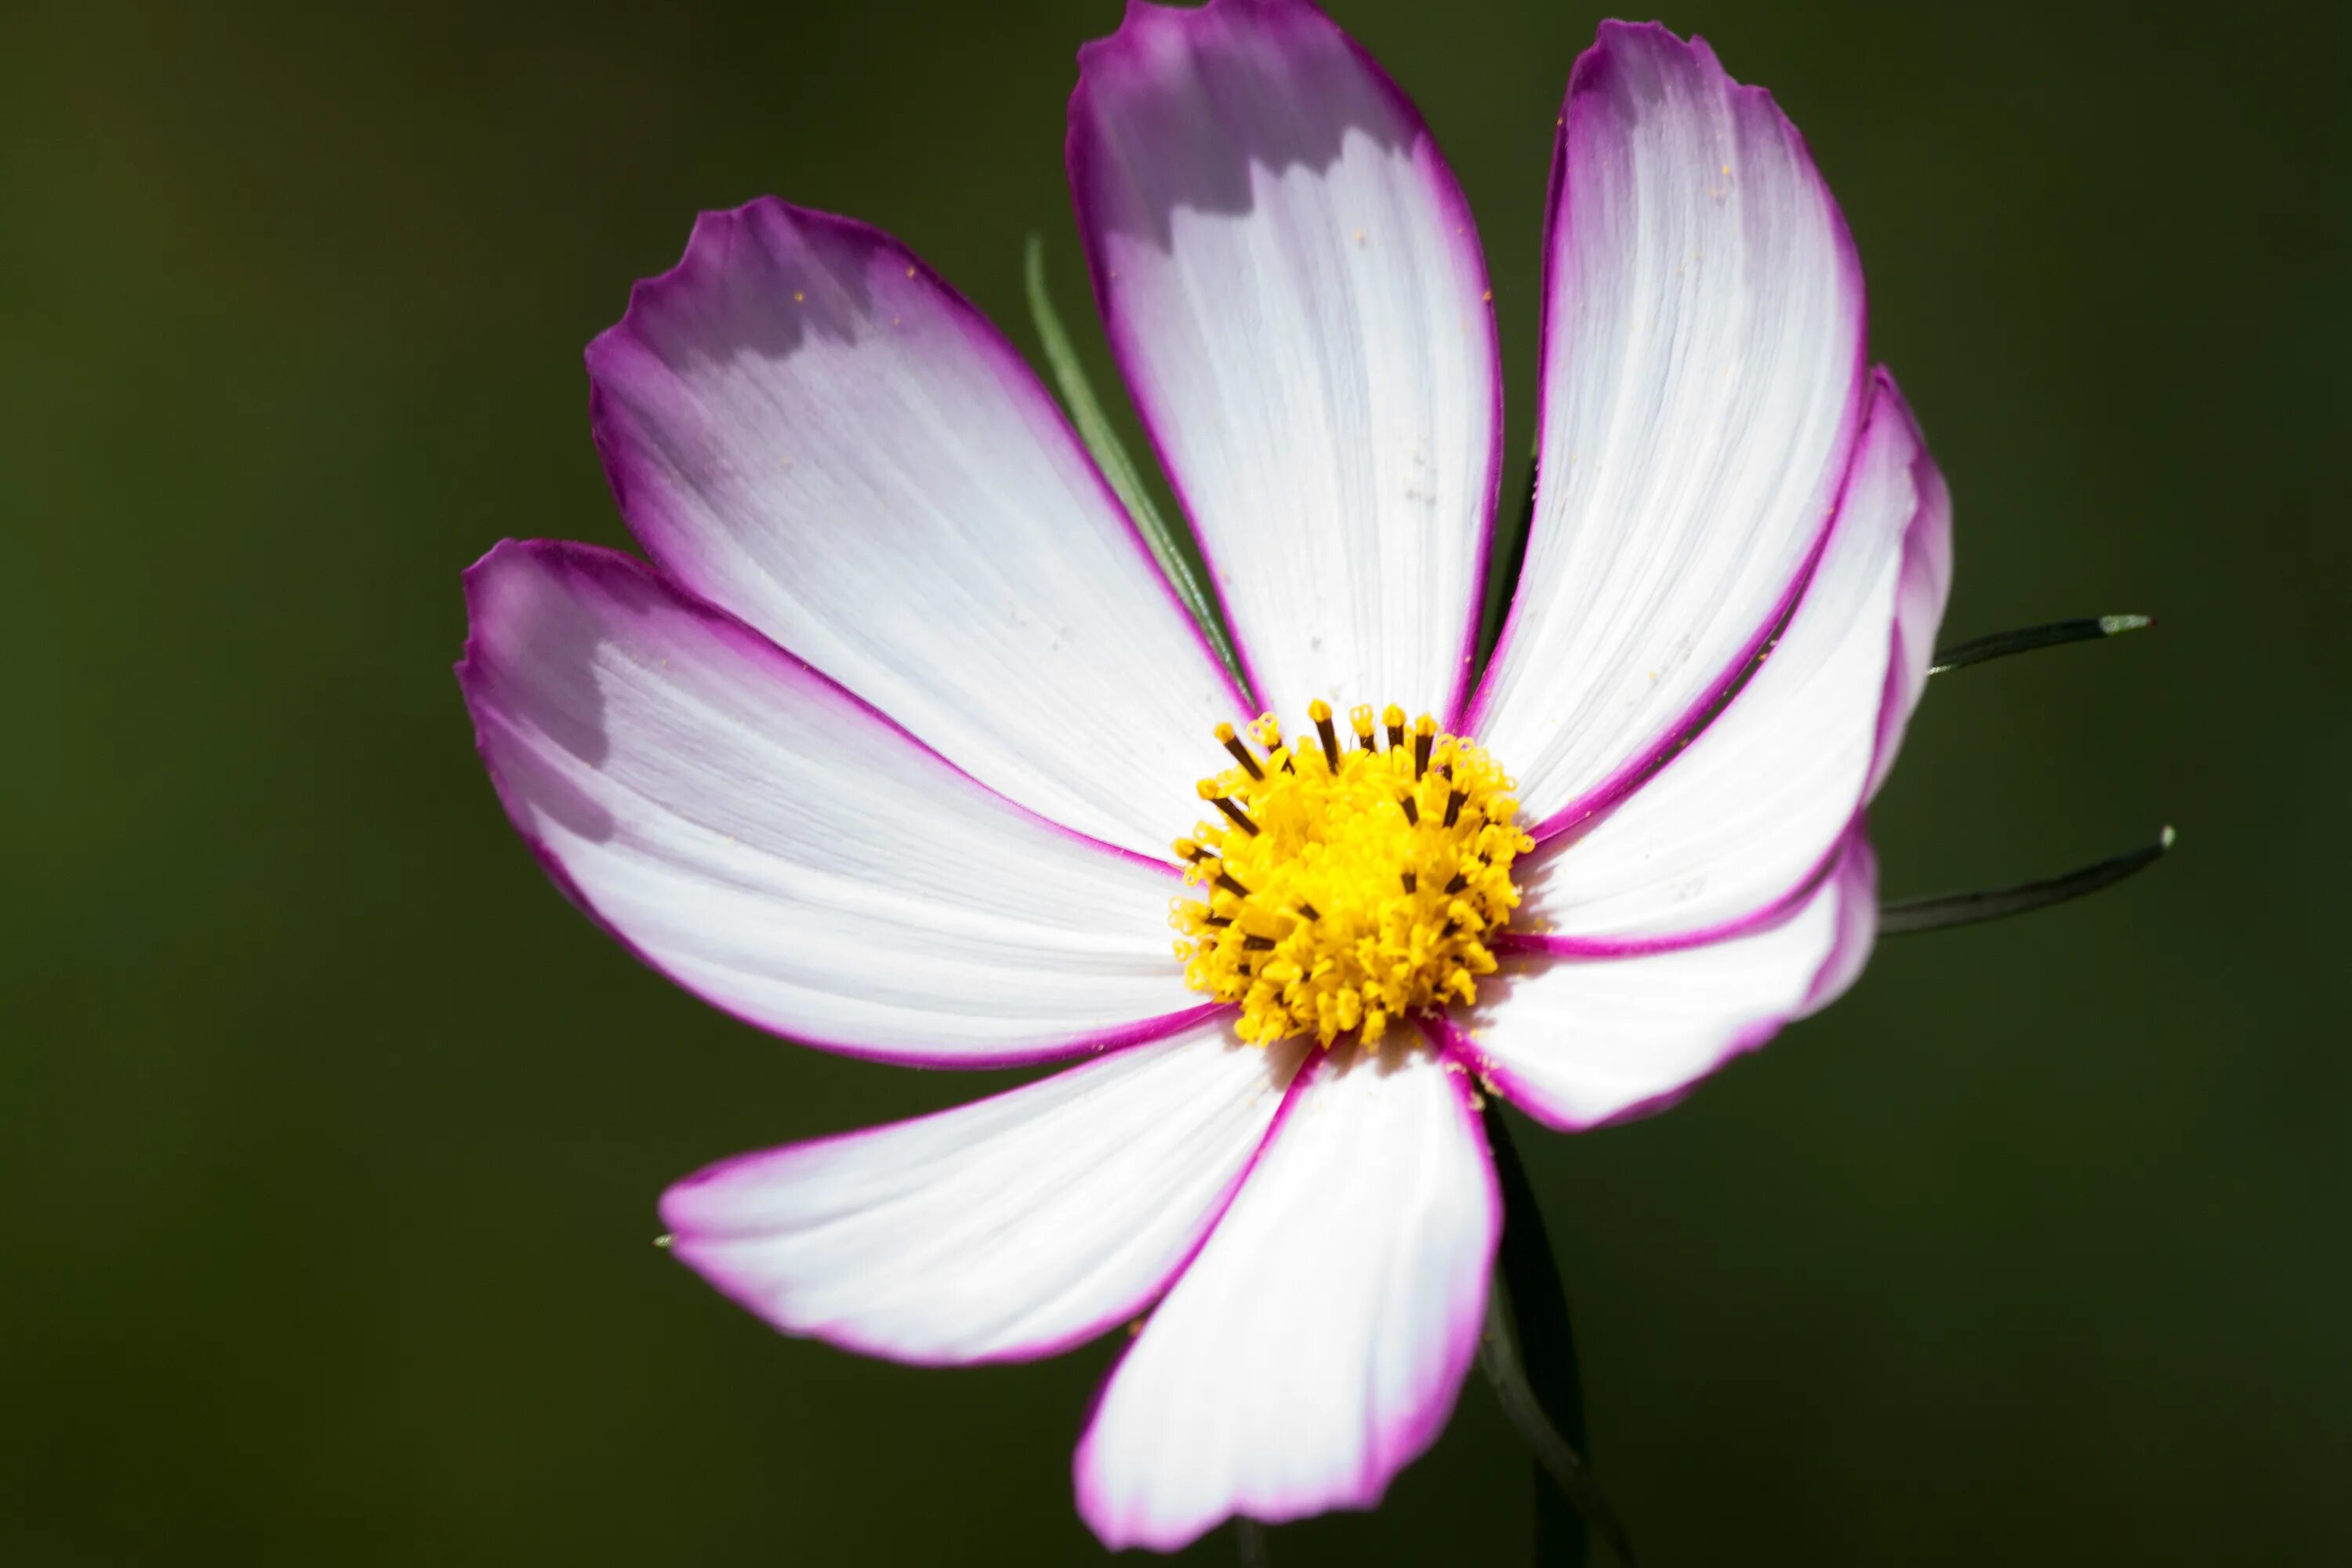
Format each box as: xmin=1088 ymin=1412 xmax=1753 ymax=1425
xmin=1022 ymin=234 xmax=1250 ymax=698
xmin=1927 ymin=614 xmax=2152 ymax=676
xmin=1879 ymin=827 xmax=2175 ymax=936
xmin=1234 ymin=1519 xmax=1270 ymax=1565
xmin=1480 ymin=1101 xmax=1636 ymax=1567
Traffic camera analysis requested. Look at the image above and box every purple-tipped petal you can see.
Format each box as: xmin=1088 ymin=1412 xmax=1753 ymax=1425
xmin=1450 ymin=829 xmax=1877 ymax=1131
xmin=1069 ymin=0 xmax=1503 ymax=724
xmin=587 ymin=198 xmax=1246 ymax=860
xmin=458 ymin=540 xmax=1210 ymax=1067
xmin=1867 ymin=379 xmax=1955 ymax=799
xmin=1468 ymin=22 xmax=1867 ymax=834
xmin=1797 ymin=829 xmax=1879 ymax=1018
xmin=662 ymin=1018 xmax=1294 ymax=1367
xmin=1512 ymin=372 xmax=1934 ymax=949
xmin=1074 ymin=1040 xmax=1497 ymax=1551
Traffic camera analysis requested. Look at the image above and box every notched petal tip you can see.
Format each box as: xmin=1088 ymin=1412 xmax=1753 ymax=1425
xmin=1475 ymin=11 xmax=1867 ymax=832
xmin=596 ymin=200 xmax=887 ymax=343
xmin=1066 ymin=0 xmax=1500 ymax=727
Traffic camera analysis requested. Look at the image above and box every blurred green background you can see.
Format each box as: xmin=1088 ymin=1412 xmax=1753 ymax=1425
xmin=4 ymin=0 xmax=2344 ymax=1561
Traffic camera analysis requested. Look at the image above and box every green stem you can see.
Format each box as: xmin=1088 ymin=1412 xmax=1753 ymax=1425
xmin=1481 ymin=1101 xmax=1635 ymax=1567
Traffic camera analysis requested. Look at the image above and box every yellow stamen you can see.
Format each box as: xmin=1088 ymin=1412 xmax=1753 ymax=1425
xmin=1308 ymin=699 xmax=1341 ymax=769
xmin=1196 ymin=777 xmax=1261 ymax=837
xmin=1172 ymin=703 xmax=1534 ymax=1048
xmin=1214 ymin=720 xmax=1265 ymax=781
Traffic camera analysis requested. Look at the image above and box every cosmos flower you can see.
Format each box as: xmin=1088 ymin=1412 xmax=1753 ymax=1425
xmin=458 ymin=2 xmax=1951 ymax=1552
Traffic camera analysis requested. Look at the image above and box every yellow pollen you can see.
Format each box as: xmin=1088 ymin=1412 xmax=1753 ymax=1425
xmin=1171 ymin=703 xmax=1534 ymax=1049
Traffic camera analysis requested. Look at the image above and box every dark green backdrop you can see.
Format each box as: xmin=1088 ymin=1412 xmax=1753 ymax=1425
xmin=5 ymin=0 xmax=2344 ymax=1561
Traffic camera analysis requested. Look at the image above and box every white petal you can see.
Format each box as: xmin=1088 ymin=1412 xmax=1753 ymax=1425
xmin=1796 ymin=833 xmax=1880 ymax=1019
xmin=661 ymin=1019 xmax=1294 ymax=1365
xmin=459 ymin=541 xmax=1204 ymax=1065
xmin=1455 ymin=833 xmax=1876 ymax=1130
xmin=1075 ymin=1041 xmax=1497 ymax=1551
xmin=1468 ymin=23 xmax=1867 ymax=833
xmin=1867 ymin=379 xmax=1955 ymax=799
xmin=587 ymin=199 xmax=1245 ymax=858
xmin=1069 ymin=0 xmax=1503 ymax=724
xmin=1515 ymin=372 xmax=1926 ymax=946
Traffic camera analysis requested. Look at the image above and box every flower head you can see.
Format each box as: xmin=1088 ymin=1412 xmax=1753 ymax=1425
xmin=1175 ymin=705 xmax=1531 ymax=1044
xmin=459 ymin=2 xmax=1951 ymax=1552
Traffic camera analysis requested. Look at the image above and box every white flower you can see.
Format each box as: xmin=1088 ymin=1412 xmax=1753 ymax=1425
xmin=458 ymin=5 xmax=1951 ymax=1552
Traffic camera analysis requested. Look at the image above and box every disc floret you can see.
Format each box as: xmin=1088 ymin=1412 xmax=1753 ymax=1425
xmin=1172 ymin=702 xmax=1533 ymax=1047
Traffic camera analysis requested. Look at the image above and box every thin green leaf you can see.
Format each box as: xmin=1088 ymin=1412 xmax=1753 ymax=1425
xmin=1023 ymin=233 xmax=1250 ymax=698
xmin=1928 ymin=614 xmax=2153 ymax=676
xmin=1879 ymin=827 xmax=2175 ymax=936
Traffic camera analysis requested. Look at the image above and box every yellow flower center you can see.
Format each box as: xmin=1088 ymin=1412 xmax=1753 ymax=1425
xmin=1171 ymin=701 xmax=1533 ymax=1048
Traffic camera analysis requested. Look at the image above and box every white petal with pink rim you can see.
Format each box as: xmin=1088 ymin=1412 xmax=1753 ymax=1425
xmin=459 ymin=541 xmax=1210 ymax=1065
xmin=1070 ymin=0 xmax=1503 ymax=725
xmin=1514 ymin=373 xmax=1942 ymax=948
xmin=587 ymin=199 xmax=1247 ymax=860
xmin=1450 ymin=834 xmax=1879 ymax=1131
xmin=1868 ymin=379 xmax=1955 ymax=800
xmin=1076 ymin=1040 xmax=1497 ymax=1551
xmin=1469 ymin=21 xmax=1869 ymax=837
xmin=661 ymin=1019 xmax=1298 ymax=1366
